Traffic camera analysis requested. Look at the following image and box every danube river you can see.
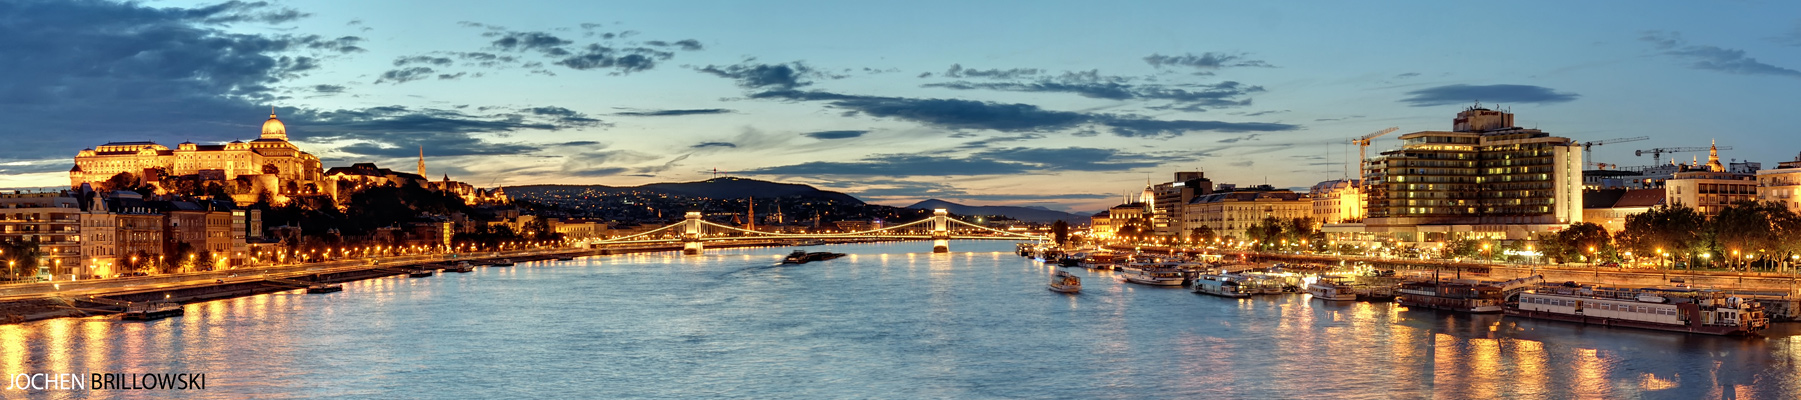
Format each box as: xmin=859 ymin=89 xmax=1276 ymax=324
xmin=4 ymin=240 xmax=1800 ymax=399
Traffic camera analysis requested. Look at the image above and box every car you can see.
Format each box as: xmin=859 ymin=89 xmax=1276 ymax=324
xmin=1600 ymin=262 xmax=1620 ymax=268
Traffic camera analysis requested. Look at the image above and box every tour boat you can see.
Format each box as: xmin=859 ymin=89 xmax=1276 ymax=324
xmin=1079 ymin=253 xmax=1116 ymax=270
xmin=1397 ymin=276 xmax=1540 ymax=313
xmin=1192 ymin=275 xmax=1253 ymax=298
xmin=1507 ymin=284 xmax=1768 ymax=336
xmin=445 ymin=262 xmax=475 ymax=273
xmin=1306 ymin=278 xmax=1357 ymax=301
xmin=122 ymin=302 xmax=184 ymax=321
xmin=1116 ymin=264 xmax=1187 ymax=286
xmin=1048 ymin=271 xmax=1081 ymax=293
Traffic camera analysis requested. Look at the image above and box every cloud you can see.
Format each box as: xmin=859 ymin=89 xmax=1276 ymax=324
xmin=697 ymin=61 xmax=821 ymax=90
xmin=942 ymin=64 xmax=1041 ymax=79
xmin=744 ymin=146 xmax=1176 ymax=177
xmin=1643 ymin=31 xmax=1801 ymax=78
xmin=749 ymin=89 xmax=1297 ymax=138
xmin=1398 ymin=84 xmax=1580 ymax=107
xmin=554 ymin=44 xmax=673 ymax=73
xmin=645 ymin=39 xmax=704 ymax=51
xmin=801 ymin=130 xmax=868 ymax=139
xmin=741 ymin=155 xmax=1034 ymax=177
xmin=187 ymin=0 xmax=310 ymax=25
xmin=924 ymin=70 xmax=1264 ymax=108
xmin=614 ymin=108 xmax=732 ymax=117
xmin=691 ymin=142 xmax=737 ymax=149
xmin=298 ymin=106 xmax=606 ymax=158
xmin=1776 ymin=20 xmax=1801 ymax=47
xmin=1217 ymin=134 xmax=1261 ymax=143
xmin=395 ymin=56 xmax=454 ymax=66
xmin=377 ymin=67 xmax=436 ymax=84
xmin=1143 ymin=52 xmax=1275 ymax=70
xmin=1393 ymin=72 xmax=1421 ymax=79
xmin=489 ymin=31 xmax=573 ymax=54
xmin=840 ymin=179 xmax=1109 ymax=203
xmin=313 ymin=84 xmax=347 ymax=93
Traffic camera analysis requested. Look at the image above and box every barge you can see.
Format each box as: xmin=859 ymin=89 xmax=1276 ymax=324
xmin=1506 ymin=283 xmax=1768 ymax=336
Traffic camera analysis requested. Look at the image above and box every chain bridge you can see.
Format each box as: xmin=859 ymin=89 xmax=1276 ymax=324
xmin=582 ymin=209 xmax=1044 ymax=254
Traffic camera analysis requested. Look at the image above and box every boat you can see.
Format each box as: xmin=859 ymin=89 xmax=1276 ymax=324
xmin=306 ymin=283 xmax=343 ymax=294
xmin=1058 ymin=253 xmax=1083 ymax=267
xmin=1192 ymin=275 xmax=1253 ymax=298
xmin=1306 ymin=278 xmax=1357 ymax=301
xmin=1079 ymin=253 xmax=1116 ymax=270
xmin=1507 ymin=284 xmax=1768 ymax=336
xmin=794 ymin=240 xmax=826 ymax=246
xmin=445 ymin=262 xmax=475 ymax=273
xmin=408 ymin=269 xmax=435 ymax=278
xmin=782 ymin=250 xmax=848 ymax=264
xmin=490 ymin=259 xmax=515 ymax=267
xmin=1116 ymin=263 xmax=1187 ymax=286
xmin=1397 ymin=276 xmax=1540 ymax=313
xmin=122 ymin=302 xmax=183 ymax=321
xmin=1048 ymin=271 xmax=1081 ymax=293
xmin=555 ymin=256 xmax=576 ymax=261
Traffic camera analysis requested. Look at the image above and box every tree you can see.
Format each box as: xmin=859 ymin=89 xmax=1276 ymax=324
xmin=1050 ymin=220 xmax=1069 ymax=245
xmin=1616 ymin=205 xmax=1708 ymax=268
xmin=1709 ymin=200 xmax=1801 ymax=270
xmin=1188 ymin=225 xmax=1216 ymax=245
xmin=0 ymin=239 xmax=43 ymax=282
xmin=1545 ymin=222 xmax=1612 ymax=264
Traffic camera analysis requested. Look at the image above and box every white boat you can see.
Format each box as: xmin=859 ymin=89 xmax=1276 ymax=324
xmin=1307 ymin=279 xmax=1357 ymax=301
xmin=1116 ymin=264 xmax=1186 ymax=286
xmin=1192 ymin=275 xmax=1253 ymax=298
xmin=1048 ymin=271 xmax=1081 ymax=293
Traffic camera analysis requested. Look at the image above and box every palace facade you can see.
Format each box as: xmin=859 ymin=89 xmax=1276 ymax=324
xmin=70 ymin=112 xmax=324 ymax=204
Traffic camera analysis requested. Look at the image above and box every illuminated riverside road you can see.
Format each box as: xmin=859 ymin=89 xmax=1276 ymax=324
xmin=1 ymin=240 xmax=1798 ymax=399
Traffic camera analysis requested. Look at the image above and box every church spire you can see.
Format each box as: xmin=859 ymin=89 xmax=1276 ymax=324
xmin=418 ymin=146 xmax=427 ymax=177
xmin=1706 ymin=139 xmax=1724 ymax=172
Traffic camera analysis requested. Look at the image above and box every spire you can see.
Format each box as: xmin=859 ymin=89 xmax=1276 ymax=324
xmin=418 ymin=146 xmax=427 ymax=177
xmin=1706 ymin=139 xmax=1724 ymax=172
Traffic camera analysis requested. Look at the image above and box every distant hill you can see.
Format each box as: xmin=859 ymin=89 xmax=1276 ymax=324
xmin=905 ymin=199 xmax=1087 ymax=224
xmin=507 ymin=177 xmax=863 ymax=204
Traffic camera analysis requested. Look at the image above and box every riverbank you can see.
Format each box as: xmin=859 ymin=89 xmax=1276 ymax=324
xmin=0 ymin=247 xmax=591 ymax=324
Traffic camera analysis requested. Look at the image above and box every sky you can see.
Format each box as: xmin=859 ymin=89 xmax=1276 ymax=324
xmin=1 ymin=0 xmax=1799 ymax=213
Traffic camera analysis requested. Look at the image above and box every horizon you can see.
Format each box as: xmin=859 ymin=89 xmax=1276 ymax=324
xmin=2 ymin=0 xmax=1798 ymax=213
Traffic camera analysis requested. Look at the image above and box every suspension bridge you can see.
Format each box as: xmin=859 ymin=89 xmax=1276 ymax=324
xmin=582 ymin=209 xmax=1045 ymax=255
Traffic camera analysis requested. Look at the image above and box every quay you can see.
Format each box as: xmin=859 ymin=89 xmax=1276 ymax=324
xmin=0 ymin=247 xmax=593 ymax=324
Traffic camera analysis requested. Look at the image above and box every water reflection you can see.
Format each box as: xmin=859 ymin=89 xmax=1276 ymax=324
xmin=0 ymin=241 xmax=1793 ymax=399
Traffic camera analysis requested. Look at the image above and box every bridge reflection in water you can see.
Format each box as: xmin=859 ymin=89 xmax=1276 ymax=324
xmin=583 ymin=208 xmax=1044 ymax=255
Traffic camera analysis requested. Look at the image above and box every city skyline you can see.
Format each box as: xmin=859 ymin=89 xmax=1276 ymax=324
xmin=2 ymin=0 xmax=1799 ymax=213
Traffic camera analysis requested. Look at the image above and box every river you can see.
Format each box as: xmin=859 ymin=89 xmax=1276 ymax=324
xmin=3 ymin=240 xmax=1799 ymax=399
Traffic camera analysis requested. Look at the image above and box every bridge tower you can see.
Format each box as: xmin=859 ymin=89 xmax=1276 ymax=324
xmin=931 ymin=208 xmax=950 ymax=253
xmin=682 ymin=210 xmax=704 ymax=255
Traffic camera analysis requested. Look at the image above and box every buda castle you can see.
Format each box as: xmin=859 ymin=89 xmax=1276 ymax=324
xmin=70 ymin=111 xmax=324 ymax=204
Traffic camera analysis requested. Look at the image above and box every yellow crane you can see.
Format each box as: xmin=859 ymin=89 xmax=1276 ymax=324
xmin=1350 ymin=127 xmax=1400 ymax=166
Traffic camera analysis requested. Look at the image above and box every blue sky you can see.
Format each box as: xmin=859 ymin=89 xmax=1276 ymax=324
xmin=2 ymin=0 xmax=1798 ymax=212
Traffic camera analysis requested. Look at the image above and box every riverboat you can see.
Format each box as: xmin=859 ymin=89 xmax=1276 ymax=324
xmin=1048 ymin=271 xmax=1081 ymax=293
xmin=1507 ymin=284 xmax=1768 ymax=336
xmin=1116 ymin=264 xmax=1186 ymax=286
xmin=1306 ymin=278 xmax=1357 ymax=301
xmin=1397 ymin=276 xmax=1540 ymax=313
xmin=122 ymin=302 xmax=183 ymax=321
xmin=445 ymin=262 xmax=475 ymax=273
xmin=1192 ymin=275 xmax=1253 ymax=298
xmin=491 ymin=259 xmax=515 ymax=267
xmin=306 ymin=284 xmax=343 ymax=294
xmin=783 ymin=250 xmax=848 ymax=264
xmin=408 ymin=269 xmax=435 ymax=278
xmin=1079 ymin=253 xmax=1116 ymax=270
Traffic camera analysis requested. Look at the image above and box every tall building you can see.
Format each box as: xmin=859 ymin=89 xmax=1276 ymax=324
xmin=70 ymin=111 xmax=324 ymax=204
xmin=1310 ymin=179 xmax=1364 ymax=224
xmin=1353 ymin=105 xmax=1582 ymax=244
xmin=1757 ymin=152 xmax=1801 ymax=213
xmin=1150 ymin=171 xmax=1212 ymax=236
xmin=1666 ymin=142 xmax=1756 ymax=216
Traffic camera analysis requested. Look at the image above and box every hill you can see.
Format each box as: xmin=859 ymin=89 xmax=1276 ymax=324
xmin=904 ymin=199 xmax=1087 ymax=224
xmin=507 ymin=177 xmax=862 ymax=204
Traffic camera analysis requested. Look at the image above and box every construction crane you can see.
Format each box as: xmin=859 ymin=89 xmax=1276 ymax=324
xmin=1350 ymin=127 xmax=1400 ymax=165
xmin=1635 ymin=146 xmax=1733 ymax=165
xmin=1579 ymin=136 xmax=1648 ymax=169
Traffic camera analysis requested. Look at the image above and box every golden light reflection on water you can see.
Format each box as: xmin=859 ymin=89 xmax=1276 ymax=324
xmin=1514 ymin=339 xmax=1548 ymax=396
xmin=1574 ymin=348 xmax=1612 ymax=398
xmin=1468 ymin=338 xmax=1500 ymax=398
xmin=2 ymin=324 xmax=25 ymax=378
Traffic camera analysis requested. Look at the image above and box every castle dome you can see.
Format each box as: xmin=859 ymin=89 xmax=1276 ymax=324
xmin=261 ymin=110 xmax=288 ymax=140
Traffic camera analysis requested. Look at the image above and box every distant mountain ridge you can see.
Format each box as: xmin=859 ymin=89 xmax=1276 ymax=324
xmin=508 ymin=177 xmax=863 ymax=203
xmin=904 ymin=199 xmax=1086 ymax=224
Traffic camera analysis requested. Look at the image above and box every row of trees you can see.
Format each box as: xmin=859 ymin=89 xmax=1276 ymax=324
xmin=1538 ymin=201 xmax=1801 ymax=270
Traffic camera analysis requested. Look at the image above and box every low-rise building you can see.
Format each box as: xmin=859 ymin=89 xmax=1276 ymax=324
xmin=0 ymin=191 xmax=85 ymax=280
xmin=1310 ymin=179 xmax=1364 ymax=224
xmin=107 ymin=193 xmax=165 ymax=273
xmin=1665 ymin=144 xmax=1755 ymax=216
xmin=1581 ymin=188 xmax=1665 ymax=233
xmin=1184 ymin=187 xmax=1310 ymax=241
xmin=1757 ymin=153 xmax=1801 ymax=213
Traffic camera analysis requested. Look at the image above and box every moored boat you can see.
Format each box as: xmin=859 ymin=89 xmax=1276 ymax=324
xmin=1507 ymin=284 xmax=1768 ymax=336
xmin=408 ymin=269 xmax=435 ymax=278
xmin=1048 ymin=271 xmax=1081 ymax=293
xmin=1397 ymin=276 xmax=1540 ymax=313
xmin=1116 ymin=263 xmax=1186 ymax=286
xmin=445 ymin=262 xmax=475 ymax=273
xmin=1306 ymin=277 xmax=1357 ymax=301
xmin=122 ymin=302 xmax=183 ymax=321
xmin=1192 ymin=275 xmax=1253 ymax=298
xmin=490 ymin=259 xmax=515 ymax=267
xmin=306 ymin=283 xmax=343 ymax=294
